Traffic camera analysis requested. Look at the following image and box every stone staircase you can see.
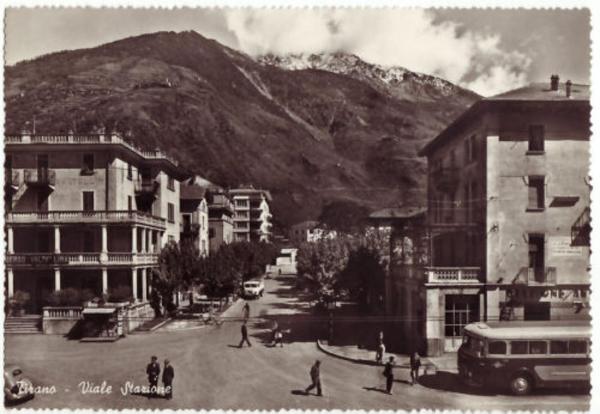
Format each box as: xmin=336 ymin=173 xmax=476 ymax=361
xmin=4 ymin=315 xmax=42 ymax=334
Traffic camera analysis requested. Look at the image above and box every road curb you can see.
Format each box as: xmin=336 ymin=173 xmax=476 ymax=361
xmin=316 ymin=340 xmax=413 ymax=368
xmin=316 ymin=340 xmax=441 ymax=374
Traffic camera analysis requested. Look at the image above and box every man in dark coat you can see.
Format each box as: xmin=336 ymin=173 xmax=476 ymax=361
xmin=305 ymin=360 xmax=322 ymax=396
xmin=239 ymin=321 xmax=252 ymax=347
xmin=383 ymin=356 xmax=395 ymax=395
xmin=162 ymin=359 xmax=175 ymax=399
xmin=146 ymin=355 xmax=160 ymax=398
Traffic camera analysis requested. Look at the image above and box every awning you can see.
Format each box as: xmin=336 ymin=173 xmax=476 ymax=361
xmin=82 ymin=307 xmax=116 ymax=315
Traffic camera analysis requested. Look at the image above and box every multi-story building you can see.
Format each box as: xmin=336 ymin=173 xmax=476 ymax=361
xmin=415 ymin=76 xmax=591 ymax=355
xmin=5 ymin=132 xmax=188 ymax=314
xmin=180 ymin=182 xmax=209 ymax=257
xmin=289 ymin=220 xmax=335 ymax=244
xmin=207 ymin=189 xmax=234 ymax=253
xmin=229 ymin=187 xmax=272 ymax=242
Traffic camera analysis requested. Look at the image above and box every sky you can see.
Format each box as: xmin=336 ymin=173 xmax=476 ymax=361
xmin=4 ymin=8 xmax=591 ymax=96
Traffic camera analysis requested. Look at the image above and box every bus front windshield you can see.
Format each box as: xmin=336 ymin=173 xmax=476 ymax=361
xmin=462 ymin=333 xmax=484 ymax=356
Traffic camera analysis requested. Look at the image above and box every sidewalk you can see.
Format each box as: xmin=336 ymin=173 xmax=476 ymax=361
xmin=316 ymin=340 xmax=458 ymax=374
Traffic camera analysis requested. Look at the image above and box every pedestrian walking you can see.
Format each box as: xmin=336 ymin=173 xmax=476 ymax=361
xmin=273 ymin=328 xmax=284 ymax=347
xmin=243 ymin=302 xmax=250 ymax=321
xmin=239 ymin=321 xmax=252 ymax=347
xmin=146 ymin=355 xmax=161 ymax=398
xmin=305 ymin=360 xmax=322 ymax=396
xmin=383 ymin=356 xmax=395 ymax=395
xmin=375 ymin=331 xmax=385 ymax=364
xmin=410 ymin=351 xmax=421 ymax=385
xmin=162 ymin=359 xmax=175 ymax=399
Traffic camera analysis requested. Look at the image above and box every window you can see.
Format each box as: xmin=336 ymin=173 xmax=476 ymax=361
xmin=168 ymin=202 xmax=175 ymax=223
xmin=529 ymin=341 xmax=548 ymax=355
xmin=528 ymin=176 xmax=545 ymax=210
xmin=236 ymin=199 xmax=248 ymax=208
xmin=168 ymin=235 xmax=174 ymax=243
xmin=528 ymin=125 xmax=545 ymax=152
xmin=550 ymin=340 xmax=569 ymax=354
xmin=444 ymin=295 xmax=479 ymax=338
xmin=528 ymin=234 xmax=545 ymax=283
xmin=128 ymin=196 xmax=133 ymax=211
xmin=82 ymin=154 xmax=94 ymax=174
xmin=127 ymin=163 xmax=133 ymax=180
xmin=488 ymin=341 xmax=507 ymax=355
xmin=167 ymin=176 xmax=175 ymax=191
xmin=511 ymin=341 xmax=529 ymax=354
xmin=83 ymin=191 xmax=94 ymax=212
xmin=209 ymin=228 xmax=215 ymax=238
xmin=568 ymin=340 xmax=588 ymax=354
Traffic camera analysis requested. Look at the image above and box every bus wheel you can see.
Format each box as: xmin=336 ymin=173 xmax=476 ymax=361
xmin=509 ymin=373 xmax=533 ymax=396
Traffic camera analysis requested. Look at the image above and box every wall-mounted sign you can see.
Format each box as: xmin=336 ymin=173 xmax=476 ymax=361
xmin=549 ymin=236 xmax=584 ymax=257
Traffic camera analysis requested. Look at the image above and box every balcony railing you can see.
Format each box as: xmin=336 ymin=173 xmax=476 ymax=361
xmin=6 ymin=133 xmax=179 ymax=167
xmin=6 ymin=252 xmax=159 ymax=267
xmin=517 ymin=266 xmax=557 ymax=285
xmin=425 ymin=267 xmax=481 ymax=283
xmin=5 ymin=210 xmax=166 ymax=229
xmin=24 ymin=169 xmax=56 ymax=187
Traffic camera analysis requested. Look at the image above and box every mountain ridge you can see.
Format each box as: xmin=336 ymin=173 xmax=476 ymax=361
xmin=4 ymin=30 xmax=479 ymax=229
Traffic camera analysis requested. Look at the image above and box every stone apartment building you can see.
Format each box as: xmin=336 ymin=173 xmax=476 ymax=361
xmin=4 ymin=133 xmax=188 ymax=314
xmin=229 ymin=187 xmax=272 ymax=242
xmin=206 ymin=189 xmax=234 ymax=253
xmin=180 ymin=181 xmax=210 ymax=256
xmin=404 ymin=77 xmax=590 ymax=356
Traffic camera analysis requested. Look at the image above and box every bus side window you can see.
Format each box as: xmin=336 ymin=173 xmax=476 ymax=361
xmin=488 ymin=341 xmax=507 ymax=355
xmin=529 ymin=341 xmax=548 ymax=355
xmin=510 ymin=341 xmax=528 ymax=355
xmin=568 ymin=340 xmax=587 ymax=354
xmin=550 ymin=340 xmax=568 ymax=354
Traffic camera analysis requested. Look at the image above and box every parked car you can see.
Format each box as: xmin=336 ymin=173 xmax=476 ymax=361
xmin=243 ymin=280 xmax=264 ymax=299
xmin=4 ymin=365 xmax=34 ymax=404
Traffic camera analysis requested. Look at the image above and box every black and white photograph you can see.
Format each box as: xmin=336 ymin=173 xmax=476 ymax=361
xmin=1 ymin=4 xmax=595 ymax=412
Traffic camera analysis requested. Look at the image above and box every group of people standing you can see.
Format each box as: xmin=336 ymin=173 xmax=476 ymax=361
xmin=146 ymin=356 xmax=175 ymax=400
xmin=377 ymin=331 xmax=422 ymax=395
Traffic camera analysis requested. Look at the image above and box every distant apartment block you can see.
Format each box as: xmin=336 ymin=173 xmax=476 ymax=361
xmin=206 ymin=189 xmax=234 ymax=253
xmin=413 ymin=77 xmax=591 ymax=355
xmin=4 ymin=133 xmax=188 ymax=313
xmin=229 ymin=187 xmax=272 ymax=242
xmin=180 ymin=181 xmax=209 ymax=256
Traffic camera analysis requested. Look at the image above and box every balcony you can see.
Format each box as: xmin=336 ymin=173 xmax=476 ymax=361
xmin=24 ymin=169 xmax=56 ymax=187
xmin=5 ymin=210 xmax=166 ymax=229
xmin=6 ymin=252 xmax=159 ymax=267
xmin=515 ymin=266 xmax=557 ymax=285
xmin=431 ymin=167 xmax=460 ymax=193
xmin=425 ymin=267 xmax=481 ymax=284
xmin=134 ymin=178 xmax=159 ymax=195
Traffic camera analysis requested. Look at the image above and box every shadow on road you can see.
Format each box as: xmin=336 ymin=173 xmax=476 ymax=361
xmin=418 ymin=371 xmax=495 ymax=396
xmin=363 ymin=386 xmax=388 ymax=394
xmin=290 ymin=389 xmax=309 ymax=396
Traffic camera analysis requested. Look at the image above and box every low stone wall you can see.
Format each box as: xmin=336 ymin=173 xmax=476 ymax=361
xmin=124 ymin=301 xmax=154 ymax=333
xmin=42 ymin=306 xmax=83 ymax=335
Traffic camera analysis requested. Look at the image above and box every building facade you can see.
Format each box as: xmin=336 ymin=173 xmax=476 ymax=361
xmin=5 ymin=133 xmax=187 ymax=313
xmin=416 ymin=77 xmax=591 ymax=355
xmin=180 ymin=182 xmax=210 ymax=257
xmin=229 ymin=187 xmax=272 ymax=242
xmin=207 ymin=189 xmax=234 ymax=253
xmin=288 ymin=220 xmax=335 ymax=244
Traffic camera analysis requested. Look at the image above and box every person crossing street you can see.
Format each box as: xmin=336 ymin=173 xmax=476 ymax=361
xmin=239 ymin=321 xmax=252 ymax=348
xmin=305 ymin=360 xmax=322 ymax=396
xmin=383 ymin=356 xmax=395 ymax=395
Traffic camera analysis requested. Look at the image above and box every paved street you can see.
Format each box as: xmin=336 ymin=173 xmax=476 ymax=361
xmin=5 ymin=274 xmax=590 ymax=411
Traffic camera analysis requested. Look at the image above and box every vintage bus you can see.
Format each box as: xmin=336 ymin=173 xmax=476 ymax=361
xmin=458 ymin=321 xmax=591 ymax=395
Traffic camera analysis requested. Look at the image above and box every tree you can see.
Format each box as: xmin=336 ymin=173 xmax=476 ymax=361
xmin=318 ymin=200 xmax=369 ymax=233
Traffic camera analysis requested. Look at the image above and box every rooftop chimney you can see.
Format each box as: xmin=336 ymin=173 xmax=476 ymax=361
xmin=566 ymin=80 xmax=572 ymax=98
xmin=550 ymin=74 xmax=560 ymax=91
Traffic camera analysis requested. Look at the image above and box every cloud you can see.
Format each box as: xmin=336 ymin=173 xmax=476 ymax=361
xmin=224 ymin=9 xmax=531 ymax=96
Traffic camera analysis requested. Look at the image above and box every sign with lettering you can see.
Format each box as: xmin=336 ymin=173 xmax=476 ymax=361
xmin=507 ymin=287 xmax=589 ymax=303
xmin=549 ymin=236 xmax=584 ymax=257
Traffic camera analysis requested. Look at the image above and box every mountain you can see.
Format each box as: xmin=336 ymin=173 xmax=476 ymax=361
xmin=4 ymin=31 xmax=480 ymax=229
